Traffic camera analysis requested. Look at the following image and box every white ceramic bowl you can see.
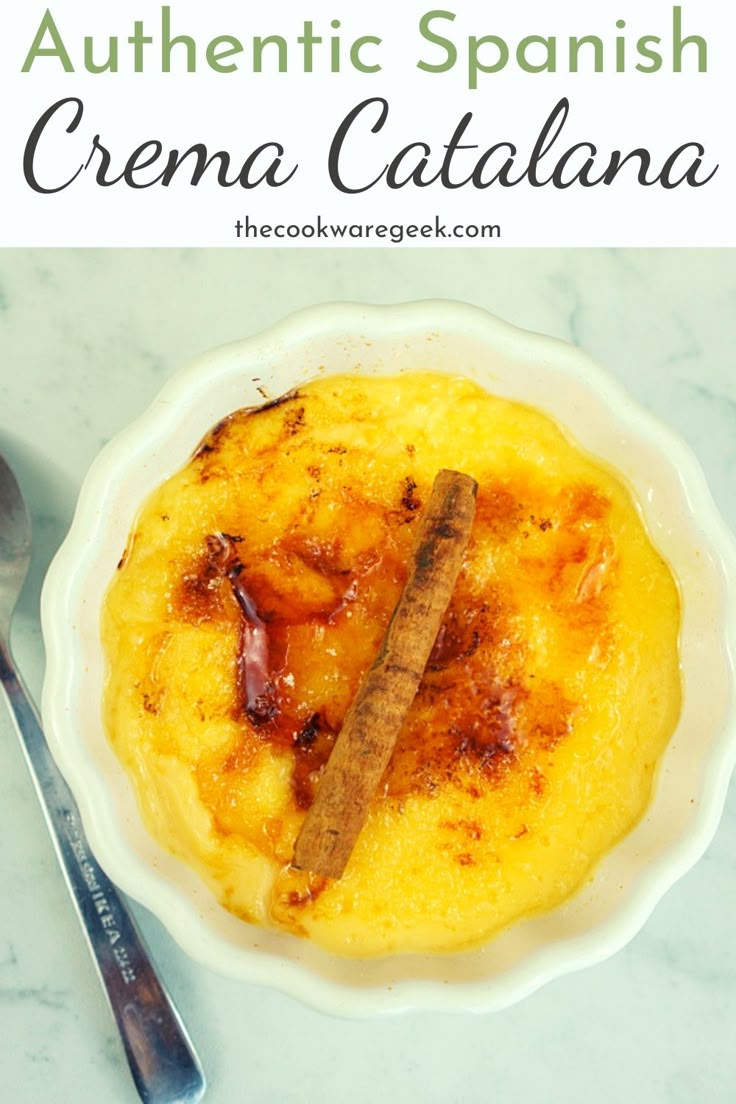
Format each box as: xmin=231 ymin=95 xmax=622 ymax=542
xmin=41 ymin=301 xmax=736 ymax=1016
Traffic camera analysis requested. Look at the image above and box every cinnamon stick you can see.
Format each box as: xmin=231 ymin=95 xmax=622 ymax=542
xmin=292 ymin=468 xmax=478 ymax=879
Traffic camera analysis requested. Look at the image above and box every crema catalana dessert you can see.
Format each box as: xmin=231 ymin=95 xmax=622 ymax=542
xmin=102 ymin=372 xmax=681 ymax=956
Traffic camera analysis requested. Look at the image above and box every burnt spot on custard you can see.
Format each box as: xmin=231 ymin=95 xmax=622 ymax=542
xmin=250 ymin=391 xmax=308 ymax=445
xmin=285 ymin=876 xmax=329 ymax=908
xmin=386 ymin=675 xmax=526 ymax=799
xmin=116 ymin=530 xmax=139 ymax=571
xmin=173 ymin=547 xmax=228 ymax=622
xmin=291 ymin=713 xmax=338 ymax=810
xmin=179 ymin=520 xmax=584 ymax=814
xmin=283 ymin=405 xmax=307 ymax=436
xmin=563 ymin=483 xmax=611 ymax=521
xmin=251 ymin=388 xmax=300 ymax=415
xmin=167 ymin=414 xmax=616 ymax=827
xmin=193 ymin=415 xmax=232 ymax=458
xmin=474 ymin=481 xmax=525 ymax=539
xmin=528 ymin=766 xmax=547 ymax=797
xmin=141 ymin=691 xmax=160 ymax=716
xmin=133 ymin=679 xmax=165 ymax=718
xmin=400 ymin=476 xmax=421 ymax=517
xmin=427 ymin=598 xmax=501 ymax=669
xmin=439 ymin=818 xmax=484 ymax=841
xmin=193 ymin=392 xmax=306 ymax=479
xmin=384 ymin=566 xmax=579 ymax=801
xmin=282 ymin=534 xmax=352 ymax=580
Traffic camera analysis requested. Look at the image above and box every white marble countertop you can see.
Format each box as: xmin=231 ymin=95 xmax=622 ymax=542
xmin=0 ymin=249 xmax=734 ymax=1104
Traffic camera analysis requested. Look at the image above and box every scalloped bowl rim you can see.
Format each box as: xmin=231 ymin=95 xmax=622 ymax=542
xmin=40 ymin=300 xmax=736 ymax=1016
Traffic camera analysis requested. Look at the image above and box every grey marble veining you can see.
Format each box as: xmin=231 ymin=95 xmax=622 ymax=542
xmin=0 ymin=249 xmax=734 ymax=1104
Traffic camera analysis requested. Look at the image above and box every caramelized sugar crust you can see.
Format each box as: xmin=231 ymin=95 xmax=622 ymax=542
xmin=102 ymin=374 xmax=681 ymax=955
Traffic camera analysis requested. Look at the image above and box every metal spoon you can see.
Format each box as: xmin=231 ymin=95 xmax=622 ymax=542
xmin=0 ymin=451 xmax=206 ymax=1104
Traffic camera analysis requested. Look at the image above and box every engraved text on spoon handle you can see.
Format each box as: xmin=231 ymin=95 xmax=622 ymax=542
xmin=0 ymin=640 xmax=205 ymax=1104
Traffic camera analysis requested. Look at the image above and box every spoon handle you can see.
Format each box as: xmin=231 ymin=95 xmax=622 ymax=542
xmin=0 ymin=640 xmax=206 ymax=1104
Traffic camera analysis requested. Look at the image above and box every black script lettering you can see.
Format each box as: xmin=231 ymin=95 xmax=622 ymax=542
xmin=327 ymin=95 xmax=718 ymax=193
xmin=24 ymin=97 xmax=297 ymax=191
xmin=24 ymin=97 xmax=85 ymax=193
xmin=549 ymin=142 xmax=603 ymax=188
xmin=328 ymin=97 xmax=389 ymax=193
xmin=439 ymin=113 xmax=480 ymax=187
xmin=84 ymin=135 xmax=165 ymax=187
xmin=658 ymin=143 xmax=717 ymax=188
xmin=521 ymin=97 xmax=571 ymax=186
xmin=599 ymin=148 xmax=656 ymax=186
xmin=385 ymin=142 xmax=433 ymax=188
xmin=472 ymin=143 xmax=518 ymax=187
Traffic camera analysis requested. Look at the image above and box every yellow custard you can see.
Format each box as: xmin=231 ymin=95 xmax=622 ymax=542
xmin=102 ymin=373 xmax=681 ymax=956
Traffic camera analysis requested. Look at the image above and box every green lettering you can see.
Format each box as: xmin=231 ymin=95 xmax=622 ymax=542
xmin=673 ymin=6 xmax=706 ymax=72
xmin=351 ymin=36 xmax=381 ymax=74
xmin=516 ymin=35 xmax=556 ymax=74
xmin=469 ymin=35 xmax=509 ymax=88
xmin=636 ymin=36 xmax=662 ymax=73
xmin=21 ymin=8 xmax=74 ymax=72
xmin=417 ymin=10 xmax=457 ymax=74
xmin=252 ymin=35 xmax=288 ymax=73
xmin=206 ymin=36 xmax=244 ymax=73
xmin=129 ymin=21 xmax=153 ymax=72
xmin=569 ymin=36 xmax=603 ymax=73
xmin=83 ymin=36 xmax=118 ymax=74
xmin=162 ymin=5 xmax=196 ymax=73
